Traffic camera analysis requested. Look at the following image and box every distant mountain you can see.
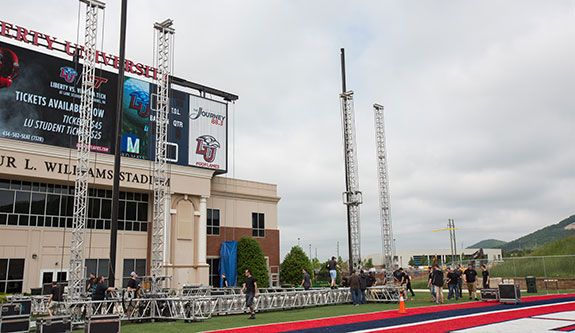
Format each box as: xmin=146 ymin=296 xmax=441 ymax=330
xmin=467 ymin=239 xmax=507 ymax=249
xmin=529 ymin=234 xmax=575 ymax=256
xmin=499 ymin=215 xmax=575 ymax=251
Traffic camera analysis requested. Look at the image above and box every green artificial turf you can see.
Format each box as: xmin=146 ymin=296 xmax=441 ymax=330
xmin=70 ymin=290 xmax=574 ymax=332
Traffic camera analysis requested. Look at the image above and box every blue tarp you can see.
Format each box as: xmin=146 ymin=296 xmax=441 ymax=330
xmin=218 ymin=240 xmax=237 ymax=287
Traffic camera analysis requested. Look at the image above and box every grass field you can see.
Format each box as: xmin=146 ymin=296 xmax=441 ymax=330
xmin=71 ymin=289 xmax=574 ymax=332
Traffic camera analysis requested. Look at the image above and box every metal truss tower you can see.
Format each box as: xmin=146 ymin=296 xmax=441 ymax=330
xmin=373 ymin=104 xmax=395 ymax=283
xmin=151 ymin=19 xmax=174 ymax=291
xmin=340 ymin=49 xmax=362 ymax=273
xmin=69 ymin=0 xmax=105 ymax=300
xmin=340 ymin=91 xmax=363 ymax=273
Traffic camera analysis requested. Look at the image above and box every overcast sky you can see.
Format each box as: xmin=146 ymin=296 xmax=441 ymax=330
xmin=5 ymin=1 xmax=575 ymax=261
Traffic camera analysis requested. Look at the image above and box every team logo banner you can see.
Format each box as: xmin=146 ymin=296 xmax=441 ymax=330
xmin=188 ymin=95 xmax=227 ymax=172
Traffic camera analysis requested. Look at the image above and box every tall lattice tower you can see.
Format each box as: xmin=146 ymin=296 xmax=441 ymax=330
xmin=373 ymin=103 xmax=395 ymax=283
xmin=68 ymin=0 xmax=105 ymax=300
xmin=151 ymin=19 xmax=174 ymax=291
xmin=340 ymin=49 xmax=363 ymax=273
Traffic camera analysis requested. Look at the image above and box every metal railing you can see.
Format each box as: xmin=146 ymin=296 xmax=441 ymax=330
xmin=5 ymin=285 xmax=402 ymax=325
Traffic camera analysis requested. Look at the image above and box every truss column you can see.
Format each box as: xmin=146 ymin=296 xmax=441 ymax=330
xmin=151 ymin=19 xmax=174 ymax=292
xmin=69 ymin=0 xmax=105 ymax=300
xmin=373 ymin=103 xmax=394 ymax=283
xmin=340 ymin=91 xmax=362 ymax=273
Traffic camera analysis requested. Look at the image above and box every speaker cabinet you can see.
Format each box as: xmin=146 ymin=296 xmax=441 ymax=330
xmin=37 ymin=316 xmax=72 ymax=333
xmin=480 ymin=288 xmax=499 ymax=301
xmin=498 ymin=283 xmax=521 ymax=304
xmin=84 ymin=315 xmax=120 ymax=333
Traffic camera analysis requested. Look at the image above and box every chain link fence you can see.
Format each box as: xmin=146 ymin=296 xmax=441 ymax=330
xmin=489 ymin=255 xmax=575 ymax=279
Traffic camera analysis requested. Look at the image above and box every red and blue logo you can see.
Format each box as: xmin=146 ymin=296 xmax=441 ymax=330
xmin=196 ymin=135 xmax=220 ymax=163
xmin=59 ymin=66 xmax=77 ymax=83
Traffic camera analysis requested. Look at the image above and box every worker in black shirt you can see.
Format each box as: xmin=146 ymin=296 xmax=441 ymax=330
xmin=221 ymin=274 xmax=228 ymax=288
xmin=86 ymin=272 xmax=96 ymax=295
xmin=127 ymin=272 xmax=140 ymax=290
xmin=92 ymin=275 xmax=115 ymax=300
xmin=91 ymin=275 xmax=116 ymax=314
xmin=400 ymin=268 xmax=415 ymax=298
xmin=481 ymin=264 xmax=490 ymax=289
xmin=359 ymin=270 xmax=368 ymax=304
xmin=240 ymin=269 xmax=258 ymax=319
xmin=47 ymin=281 xmax=62 ymax=316
xmin=431 ymin=265 xmax=444 ymax=304
xmin=127 ymin=271 xmax=141 ymax=299
xmin=463 ymin=264 xmax=478 ymax=300
xmin=393 ymin=268 xmax=403 ymax=284
xmin=427 ymin=266 xmax=436 ymax=302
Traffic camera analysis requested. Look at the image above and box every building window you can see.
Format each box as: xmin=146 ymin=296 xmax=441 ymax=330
xmin=207 ymin=209 xmax=220 ymax=235
xmin=122 ymin=258 xmax=146 ymax=288
xmin=252 ymin=212 xmax=265 ymax=237
xmin=0 ymin=258 xmax=25 ymax=293
xmin=85 ymin=258 xmax=110 ymax=282
xmin=0 ymin=178 xmax=148 ymax=232
xmin=207 ymin=258 xmax=220 ymax=287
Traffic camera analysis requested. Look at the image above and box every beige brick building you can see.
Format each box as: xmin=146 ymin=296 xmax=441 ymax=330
xmin=0 ymin=138 xmax=280 ymax=293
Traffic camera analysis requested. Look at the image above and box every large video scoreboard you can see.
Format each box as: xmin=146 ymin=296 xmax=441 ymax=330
xmin=0 ymin=41 xmax=227 ymax=173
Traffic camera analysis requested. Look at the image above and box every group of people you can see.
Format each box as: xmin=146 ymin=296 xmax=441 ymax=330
xmin=47 ymin=271 xmax=133 ymax=316
xmin=428 ymin=264 xmax=490 ymax=304
xmin=348 ymin=269 xmax=378 ymax=305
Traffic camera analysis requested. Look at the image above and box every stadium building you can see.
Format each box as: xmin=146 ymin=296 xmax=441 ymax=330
xmin=0 ymin=20 xmax=280 ymax=294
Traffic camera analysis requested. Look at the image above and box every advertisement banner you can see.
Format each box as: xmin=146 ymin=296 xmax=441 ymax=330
xmin=0 ymin=40 xmax=228 ymax=173
xmin=0 ymin=41 xmax=117 ymax=152
xmin=188 ymin=95 xmax=227 ymax=172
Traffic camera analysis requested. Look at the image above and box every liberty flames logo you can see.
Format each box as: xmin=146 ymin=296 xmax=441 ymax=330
xmin=59 ymin=67 xmax=77 ymax=83
xmin=59 ymin=66 xmax=108 ymax=87
xmin=196 ymin=135 xmax=220 ymax=163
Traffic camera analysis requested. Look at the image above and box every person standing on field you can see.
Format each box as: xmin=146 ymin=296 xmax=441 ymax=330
xmin=463 ymin=264 xmax=478 ymax=300
xmin=481 ymin=264 xmax=490 ymax=289
xmin=446 ymin=267 xmax=459 ymax=301
xmin=431 ymin=265 xmax=445 ymax=304
xmin=455 ymin=265 xmax=463 ymax=298
xmin=359 ymin=270 xmax=368 ymax=304
xmin=241 ymin=269 xmax=258 ymax=319
xmin=349 ymin=269 xmax=361 ymax=306
xmin=47 ymin=281 xmax=62 ymax=317
xmin=400 ymin=268 xmax=415 ymax=299
xmin=427 ymin=266 xmax=436 ymax=302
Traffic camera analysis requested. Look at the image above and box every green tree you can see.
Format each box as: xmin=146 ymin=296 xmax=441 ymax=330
xmin=420 ymin=255 xmax=428 ymax=266
xmin=311 ymin=257 xmax=322 ymax=271
xmin=408 ymin=257 xmax=415 ymax=267
xmin=280 ymin=246 xmax=312 ymax=286
xmin=237 ymin=237 xmax=269 ymax=287
xmin=364 ymin=258 xmax=374 ymax=269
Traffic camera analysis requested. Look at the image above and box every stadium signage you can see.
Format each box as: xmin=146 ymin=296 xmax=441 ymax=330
xmin=0 ymin=20 xmax=159 ymax=79
xmin=0 ymin=152 xmax=169 ymax=185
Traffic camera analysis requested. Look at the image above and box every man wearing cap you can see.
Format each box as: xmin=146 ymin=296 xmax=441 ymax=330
xmin=127 ymin=271 xmax=141 ymax=292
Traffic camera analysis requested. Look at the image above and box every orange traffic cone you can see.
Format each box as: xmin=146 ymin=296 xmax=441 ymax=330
xmin=398 ymin=292 xmax=407 ymax=314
